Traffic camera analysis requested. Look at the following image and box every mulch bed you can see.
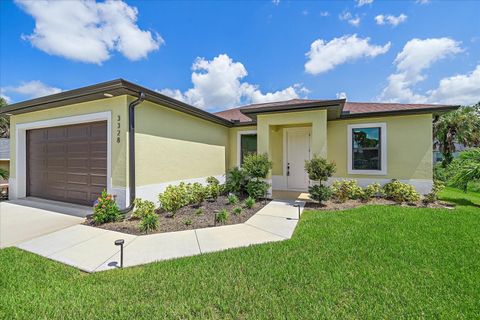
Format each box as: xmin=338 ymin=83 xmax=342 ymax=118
xmin=84 ymin=195 xmax=268 ymax=236
xmin=304 ymin=198 xmax=455 ymax=211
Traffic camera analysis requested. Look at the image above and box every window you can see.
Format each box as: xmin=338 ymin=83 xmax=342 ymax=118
xmin=348 ymin=123 xmax=387 ymax=175
xmin=237 ymin=131 xmax=257 ymax=166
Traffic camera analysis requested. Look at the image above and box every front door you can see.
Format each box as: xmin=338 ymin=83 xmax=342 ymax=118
xmin=286 ymin=127 xmax=311 ymax=190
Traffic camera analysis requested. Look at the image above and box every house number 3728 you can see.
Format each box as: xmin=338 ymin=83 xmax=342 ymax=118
xmin=116 ymin=115 xmax=121 ymax=143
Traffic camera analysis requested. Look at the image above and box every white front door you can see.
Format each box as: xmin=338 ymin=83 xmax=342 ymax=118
xmin=286 ymin=127 xmax=311 ymax=190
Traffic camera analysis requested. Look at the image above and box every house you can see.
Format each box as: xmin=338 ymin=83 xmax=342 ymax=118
xmin=0 ymin=79 xmax=458 ymax=208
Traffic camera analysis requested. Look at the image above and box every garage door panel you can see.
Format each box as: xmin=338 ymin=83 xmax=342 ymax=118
xmin=27 ymin=121 xmax=107 ymax=206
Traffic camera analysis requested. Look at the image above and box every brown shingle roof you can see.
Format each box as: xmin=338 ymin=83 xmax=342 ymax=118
xmin=343 ymin=102 xmax=453 ymax=114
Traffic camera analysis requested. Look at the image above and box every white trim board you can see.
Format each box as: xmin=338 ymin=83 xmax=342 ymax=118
xmin=236 ymin=130 xmax=257 ymax=167
xmin=11 ymin=111 xmax=116 ymax=203
xmin=347 ymin=122 xmax=387 ymax=176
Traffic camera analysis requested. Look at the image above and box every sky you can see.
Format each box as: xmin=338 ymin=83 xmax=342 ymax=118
xmin=0 ymin=0 xmax=479 ymax=112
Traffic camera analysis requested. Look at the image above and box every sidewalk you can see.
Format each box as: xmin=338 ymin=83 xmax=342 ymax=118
xmin=16 ymin=200 xmax=305 ymax=272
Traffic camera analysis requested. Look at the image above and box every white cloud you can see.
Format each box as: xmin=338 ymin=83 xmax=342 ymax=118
xmin=416 ymin=0 xmax=431 ymax=4
xmin=1 ymin=80 xmax=62 ymax=101
xmin=305 ymin=34 xmax=391 ymax=75
xmin=320 ymin=11 xmax=330 ymax=17
xmin=16 ymin=0 xmax=162 ymax=64
xmin=159 ymin=54 xmax=307 ymax=110
xmin=272 ymin=0 xmax=280 ymax=5
xmin=379 ymin=37 xmax=475 ymax=104
xmin=375 ymin=14 xmax=407 ymax=26
xmin=356 ymin=0 xmax=374 ymax=7
xmin=336 ymin=92 xmax=348 ymax=99
xmin=339 ymin=11 xmax=361 ymax=27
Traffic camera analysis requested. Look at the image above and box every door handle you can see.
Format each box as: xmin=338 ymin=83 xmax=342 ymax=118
xmin=287 ymin=163 xmax=290 ymax=176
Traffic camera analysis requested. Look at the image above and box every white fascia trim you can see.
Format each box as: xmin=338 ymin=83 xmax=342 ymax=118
xmin=236 ymin=130 xmax=257 ymax=167
xmin=347 ymin=122 xmax=387 ymax=176
xmin=12 ymin=111 xmax=113 ymax=200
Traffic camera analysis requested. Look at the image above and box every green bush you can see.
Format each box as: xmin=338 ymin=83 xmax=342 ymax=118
xmin=450 ymin=148 xmax=480 ymax=192
xmin=233 ymin=207 xmax=242 ymax=215
xmin=159 ymin=184 xmax=188 ymax=216
xmin=246 ymin=180 xmax=269 ymax=200
xmin=225 ymin=167 xmax=248 ymax=195
xmin=242 ymin=153 xmax=272 ymax=179
xmin=206 ymin=176 xmax=220 ymax=185
xmin=216 ymin=209 xmax=229 ymax=223
xmin=138 ymin=212 xmax=158 ymax=233
xmin=383 ymin=180 xmax=420 ymax=203
xmin=304 ymin=155 xmax=336 ymax=182
xmin=92 ymin=190 xmax=121 ymax=224
xmin=189 ymin=182 xmax=207 ymax=206
xmin=308 ymin=185 xmax=332 ymax=204
xmin=423 ymin=180 xmax=445 ymax=204
xmin=359 ymin=183 xmax=382 ymax=202
xmin=184 ymin=218 xmax=192 ymax=226
xmin=206 ymin=183 xmax=220 ymax=201
xmin=228 ymin=194 xmax=239 ymax=205
xmin=331 ymin=179 xmax=363 ymax=202
xmin=132 ymin=198 xmax=156 ymax=219
xmin=244 ymin=196 xmax=255 ymax=209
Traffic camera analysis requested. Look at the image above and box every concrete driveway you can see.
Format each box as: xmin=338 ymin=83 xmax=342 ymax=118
xmin=0 ymin=200 xmax=85 ymax=248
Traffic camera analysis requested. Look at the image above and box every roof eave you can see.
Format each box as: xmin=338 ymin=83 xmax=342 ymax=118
xmin=339 ymin=105 xmax=460 ymax=119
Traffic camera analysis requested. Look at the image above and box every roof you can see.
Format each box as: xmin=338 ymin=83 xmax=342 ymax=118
xmin=0 ymin=79 xmax=459 ymax=126
xmin=0 ymin=138 xmax=9 ymax=160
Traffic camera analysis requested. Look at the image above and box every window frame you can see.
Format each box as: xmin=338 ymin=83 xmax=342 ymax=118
xmin=347 ymin=122 xmax=387 ymax=175
xmin=237 ymin=130 xmax=257 ymax=167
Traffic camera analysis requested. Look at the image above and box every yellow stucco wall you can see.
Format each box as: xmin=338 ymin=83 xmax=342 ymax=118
xmin=327 ymin=114 xmax=433 ymax=180
xmin=134 ymin=99 xmax=229 ymax=186
xmin=9 ymin=96 xmax=129 ymax=188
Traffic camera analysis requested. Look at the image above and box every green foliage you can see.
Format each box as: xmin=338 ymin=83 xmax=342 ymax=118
xmin=216 ymin=208 xmax=229 ymax=223
xmin=246 ymin=180 xmax=269 ymax=200
xmin=0 ymin=96 xmax=9 ymax=138
xmin=228 ymin=194 xmax=239 ymax=205
xmin=433 ymin=163 xmax=450 ymax=182
xmin=206 ymin=183 xmax=220 ymax=201
xmin=159 ymin=184 xmax=188 ymax=216
xmin=184 ymin=218 xmax=192 ymax=226
xmin=383 ymin=180 xmax=420 ymax=203
xmin=138 ymin=212 xmax=158 ymax=233
xmin=449 ymin=148 xmax=480 ymax=192
xmin=244 ymin=196 xmax=255 ymax=209
xmin=233 ymin=207 xmax=242 ymax=215
xmin=433 ymin=103 xmax=480 ymax=166
xmin=92 ymin=190 xmax=121 ymax=224
xmin=225 ymin=167 xmax=248 ymax=195
xmin=206 ymin=176 xmax=220 ymax=185
xmin=195 ymin=208 xmax=204 ymax=215
xmin=308 ymin=184 xmax=332 ymax=204
xmin=0 ymin=168 xmax=8 ymax=180
xmin=331 ymin=179 xmax=364 ymax=202
xmin=359 ymin=183 xmax=382 ymax=202
xmin=242 ymin=153 xmax=272 ymax=179
xmin=189 ymin=182 xmax=207 ymax=206
xmin=304 ymin=155 xmax=336 ymax=182
xmin=132 ymin=198 xmax=156 ymax=219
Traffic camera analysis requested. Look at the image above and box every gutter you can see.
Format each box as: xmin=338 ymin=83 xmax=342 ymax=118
xmin=119 ymin=92 xmax=145 ymax=216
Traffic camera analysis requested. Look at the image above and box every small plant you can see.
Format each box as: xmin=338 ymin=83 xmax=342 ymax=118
xmin=228 ymin=194 xmax=239 ymax=205
xmin=383 ymin=180 xmax=420 ymax=203
xmin=304 ymin=155 xmax=336 ymax=204
xmin=244 ymin=196 xmax=255 ymax=209
xmin=423 ymin=180 xmax=445 ymax=204
xmin=92 ymin=190 xmax=121 ymax=224
xmin=206 ymin=176 xmax=220 ymax=185
xmin=195 ymin=208 xmax=204 ymax=215
xmin=206 ymin=183 xmax=220 ymax=201
xmin=246 ymin=179 xmax=269 ymax=200
xmin=216 ymin=209 xmax=229 ymax=223
xmin=233 ymin=207 xmax=242 ymax=215
xmin=225 ymin=167 xmax=248 ymax=195
xmin=184 ymin=218 xmax=192 ymax=226
xmin=331 ymin=179 xmax=364 ymax=203
xmin=242 ymin=153 xmax=272 ymax=179
xmin=359 ymin=183 xmax=382 ymax=202
xmin=189 ymin=182 xmax=207 ymax=207
xmin=138 ymin=212 xmax=158 ymax=233
xmin=132 ymin=198 xmax=156 ymax=219
xmin=159 ymin=184 xmax=188 ymax=216
xmin=308 ymin=185 xmax=332 ymax=204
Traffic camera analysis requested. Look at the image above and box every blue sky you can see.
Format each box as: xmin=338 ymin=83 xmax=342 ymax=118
xmin=1 ymin=0 xmax=479 ymax=112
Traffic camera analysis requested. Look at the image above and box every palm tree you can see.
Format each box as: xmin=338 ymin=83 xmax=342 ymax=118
xmin=0 ymin=97 xmax=9 ymax=138
xmin=433 ymin=102 xmax=480 ymax=166
xmin=450 ymin=148 xmax=480 ymax=192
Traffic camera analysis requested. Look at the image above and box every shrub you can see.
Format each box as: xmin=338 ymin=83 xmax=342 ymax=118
xmin=189 ymin=182 xmax=207 ymax=206
xmin=184 ymin=218 xmax=192 ymax=226
xmin=92 ymin=190 xmax=120 ymax=224
xmin=423 ymin=180 xmax=445 ymax=204
xmin=383 ymin=180 xmax=420 ymax=203
xmin=359 ymin=183 xmax=382 ymax=202
xmin=233 ymin=207 xmax=242 ymax=215
xmin=195 ymin=208 xmax=204 ymax=215
xmin=246 ymin=180 xmax=269 ymax=200
xmin=206 ymin=176 xmax=220 ymax=185
xmin=216 ymin=209 xmax=229 ymax=223
xmin=450 ymin=148 xmax=480 ymax=192
xmin=244 ymin=196 xmax=255 ymax=209
xmin=308 ymin=185 xmax=332 ymax=204
xmin=242 ymin=153 xmax=272 ymax=179
xmin=331 ymin=179 xmax=363 ymax=203
xmin=206 ymin=183 xmax=220 ymax=201
xmin=159 ymin=185 xmax=188 ymax=216
xmin=225 ymin=167 xmax=248 ymax=195
xmin=132 ymin=198 xmax=156 ymax=219
xmin=228 ymin=194 xmax=239 ymax=205
xmin=138 ymin=212 xmax=158 ymax=233
xmin=304 ymin=155 xmax=336 ymax=182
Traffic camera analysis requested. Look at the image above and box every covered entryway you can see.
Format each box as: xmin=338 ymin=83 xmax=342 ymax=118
xmin=26 ymin=121 xmax=107 ymax=206
xmin=285 ymin=127 xmax=311 ymax=190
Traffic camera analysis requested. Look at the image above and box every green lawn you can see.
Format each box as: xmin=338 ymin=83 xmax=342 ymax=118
xmin=1 ymin=187 xmax=479 ymax=319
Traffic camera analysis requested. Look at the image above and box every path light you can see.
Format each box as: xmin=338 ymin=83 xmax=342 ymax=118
xmin=293 ymin=203 xmax=301 ymax=220
xmin=114 ymin=239 xmax=125 ymax=268
xmin=214 ymin=212 xmax=218 ymax=227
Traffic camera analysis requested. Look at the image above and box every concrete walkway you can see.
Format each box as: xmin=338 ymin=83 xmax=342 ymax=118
xmin=15 ymin=200 xmax=305 ymax=272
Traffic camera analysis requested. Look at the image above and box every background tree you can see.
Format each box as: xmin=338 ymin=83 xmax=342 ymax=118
xmin=0 ymin=97 xmax=9 ymax=138
xmin=450 ymin=148 xmax=480 ymax=192
xmin=433 ymin=102 xmax=480 ymax=166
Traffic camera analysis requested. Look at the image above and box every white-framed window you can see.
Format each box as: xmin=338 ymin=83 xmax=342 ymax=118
xmin=236 ymin=130 xmax=257 ymax=166
xmin=347 ymin=122 xmax=387 ymax=175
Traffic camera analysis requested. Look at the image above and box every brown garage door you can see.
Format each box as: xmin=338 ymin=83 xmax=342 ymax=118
xmin=27 ymin=121 xmax=107 ymax=206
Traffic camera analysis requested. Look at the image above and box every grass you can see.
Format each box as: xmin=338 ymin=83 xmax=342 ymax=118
xmin=1 ymin=187 xmax=479 ymax=319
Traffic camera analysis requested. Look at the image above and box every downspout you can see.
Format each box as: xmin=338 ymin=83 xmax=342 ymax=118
xmin=119 ymin=92 xmax=145 ymax=215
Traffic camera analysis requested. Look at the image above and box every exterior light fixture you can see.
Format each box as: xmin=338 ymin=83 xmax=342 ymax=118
xmin=114 ymin=239 xmax=125 ymax=268
xmin=103 ymin=93 xmax=114 ymax=98
xmin=293 ymin=203 xmax=301 ymax=220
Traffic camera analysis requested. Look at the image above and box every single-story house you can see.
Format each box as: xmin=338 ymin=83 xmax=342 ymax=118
xmin=0 ymin=79 xmax=458 ymax=208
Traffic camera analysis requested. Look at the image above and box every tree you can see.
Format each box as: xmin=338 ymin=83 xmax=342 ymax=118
xmin=433 ymin=102 xmax=480 ymax=166
xmin=0 ymin=97 xmax=9 ymax=138
xmin=450 ymin=148 xmax=480 ymax=192
xmin=304 ymin=155 xmax=336 ymax=204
